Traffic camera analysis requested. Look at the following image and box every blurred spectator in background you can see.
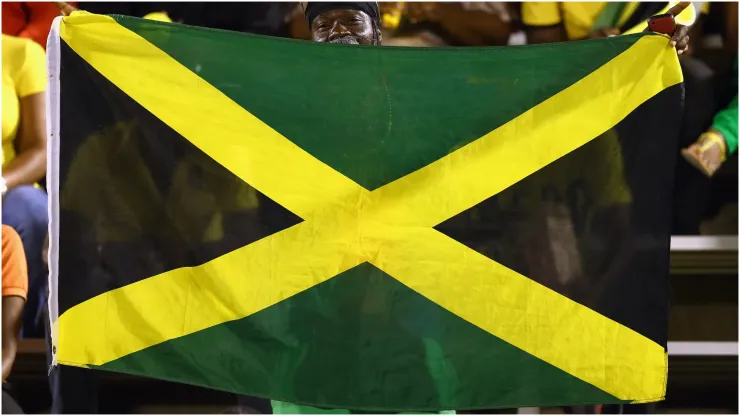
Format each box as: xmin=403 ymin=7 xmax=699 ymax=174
xmin=1 ymin=2 xmax=77 ymax=49
xmin=2 ymin=225 xmax=29 ymax=414
xmin=82 ymin=2 xmax=299 ymax=38
xmin=682 ymin=67 xmax=737 ymax=177
xmin=672 ymin=1 xmax=738 ymax=235
xmin=515 ymin=1 xmax=737 ymax=236
xmin=682 ymin=1 xmax=738 ymax=177
xmin=379 ymin=2 xmax=512 ymax=46
xmin=2 ymin=33 xmax=48 ymax=339
xmin=522 ymin=2 xmax=701 ymax=44
xmin=672 ymin=2 xmax=738 ymax=235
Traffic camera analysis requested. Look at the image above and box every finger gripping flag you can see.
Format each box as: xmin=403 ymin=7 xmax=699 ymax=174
xmin=47 ymin=11 xmax=682 ymax=412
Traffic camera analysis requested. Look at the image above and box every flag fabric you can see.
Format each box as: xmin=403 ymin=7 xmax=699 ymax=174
xmin=47 ymin=12 xmax=682 ymax=412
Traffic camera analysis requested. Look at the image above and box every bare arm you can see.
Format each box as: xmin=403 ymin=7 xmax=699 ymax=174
xmin=4 ymin=92 xmax=47 ymax=189
xmin=434 ymin=3 xmax=512 ymax=46
xmin=2 ymin=296 xmax=25 ymax=381
xmin=526 ymin=25 xmax=622 ymax=44
xmin=53 ymin=1 xmax=76 ymax=16
xmin=525 ymin=25 xmax=567 ymax=44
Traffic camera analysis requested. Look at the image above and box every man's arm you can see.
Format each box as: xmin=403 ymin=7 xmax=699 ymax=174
xmin=525 ymin=25 xmax=567 ymax=44
xmin=2 ymin=296 xmax=25 ymax=381
xmin=426 ymin=3 xmax=512 ymax=46
xmin=521 ymin=2 xmax=567 ymax=44
xmin=681 ymin=94 xmax=738 ymax=177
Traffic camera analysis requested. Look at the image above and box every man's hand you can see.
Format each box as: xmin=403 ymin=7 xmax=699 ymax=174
xmin=667 ymin=2 xmax=691 ymax=55
xmin=53 ymin=1 xmax=77 ymax=16
xmin=681 ymin=130 xmax=727 ymax=177
xmin=589 ymin=28 xmax=621 ymax=39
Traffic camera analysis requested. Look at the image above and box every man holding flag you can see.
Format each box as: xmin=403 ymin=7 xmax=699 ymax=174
xmin=49 ymin=2 xmax=695 ymax=414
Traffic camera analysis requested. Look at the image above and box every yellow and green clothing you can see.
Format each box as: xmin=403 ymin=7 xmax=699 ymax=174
xmin=522 ymin=2 xmax=708 ymax=40
xmin=522 ymin=2 xmax=640 ymax=40
xmin=713 ymin=96 xmax=738 ymax=154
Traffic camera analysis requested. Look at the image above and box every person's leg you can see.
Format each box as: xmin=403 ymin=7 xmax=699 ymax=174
xmin=2 ymin=185 xmax=49 ymax=337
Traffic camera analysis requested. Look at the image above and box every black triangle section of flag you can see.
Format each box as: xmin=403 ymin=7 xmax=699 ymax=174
xmin=435 ymin=84 xmax=683 ymax=347
xmin=57 ymin=40 xmax=302 ymax=316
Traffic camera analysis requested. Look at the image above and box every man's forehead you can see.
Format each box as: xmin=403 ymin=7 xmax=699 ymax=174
xmin=304 ymin=2 xmax=379 ymax=25
xmin=315 ymin=8 xmax=369 ymax=20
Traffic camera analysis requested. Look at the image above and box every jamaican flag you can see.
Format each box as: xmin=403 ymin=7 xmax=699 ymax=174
xmin=48 ymin=12 xmax=682 ymax=412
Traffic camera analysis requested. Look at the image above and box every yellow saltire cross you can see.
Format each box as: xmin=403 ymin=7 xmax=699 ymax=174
xmin=56 ymin=13 xmax=680 ymax=401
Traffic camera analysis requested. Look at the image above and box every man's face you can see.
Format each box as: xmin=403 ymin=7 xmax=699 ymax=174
xmin=311 ymin=9 xmax=376 ymax=45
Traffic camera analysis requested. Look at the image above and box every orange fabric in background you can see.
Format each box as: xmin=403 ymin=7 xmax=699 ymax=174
xmin=2 ymin=225 xmax=28 ymax=300
xmin=2 ymin=2 xmax=77 ymax=49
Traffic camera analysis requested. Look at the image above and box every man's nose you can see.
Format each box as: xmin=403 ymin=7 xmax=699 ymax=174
xmin=327 ymin=21 xmax=352 ymax=41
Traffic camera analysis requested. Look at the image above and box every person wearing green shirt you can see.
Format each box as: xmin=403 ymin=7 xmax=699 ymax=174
xmin=681 ymin=2 xmax=737 ymax=178
xmin=682 ymin=86 xmax=738 ymax=176
xmin=673 ymin=2 xmax=736 ymax=235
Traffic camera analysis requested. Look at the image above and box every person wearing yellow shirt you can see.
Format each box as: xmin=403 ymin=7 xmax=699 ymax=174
xmin=522 ymin=1 xmax=697 ymax=54
xmin=523 ymin=2 xmax=635 ymax=42
xmin=1 ymin=34 xmax=48 ymax=338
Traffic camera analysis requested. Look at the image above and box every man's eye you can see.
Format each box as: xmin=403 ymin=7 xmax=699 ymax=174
xmin=317 ymin=23 xmax=330 ymax=30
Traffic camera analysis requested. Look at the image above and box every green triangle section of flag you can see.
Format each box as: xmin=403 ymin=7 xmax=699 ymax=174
xmin=114 ymin=15 xmax=641 ymax=191
xmin=98 ymin=262 xmax=625 ymax=411
xmin=435 ymin=84 xmax=682 ymax=349
xmin=56 ymin=38 xmax=302 ymax=316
